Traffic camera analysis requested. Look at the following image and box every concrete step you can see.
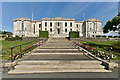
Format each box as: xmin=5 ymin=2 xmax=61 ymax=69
xmin=14 ymin=64 xmax=105 ymax=70
xmin=23 ymin=54 xmax=94 ymax=60
xmin=31 ymin=53 xmax=83 ymax=55
xmin=18 ymin=61 xmax=102 ymax=65
xmin=37 ymin=48 xmax=76 ymax=49
xmin=44 ymin=42 xmax=71 ymax=44
xmin=35 ymin=49 xmax=78 ymax=51
xmin=8 ymin=69 xmax=112 ymax=74
xmin=40 ymin=46 xmax=75 ymax=48
xmin=32 ymin=50 xmax=81 ymax=53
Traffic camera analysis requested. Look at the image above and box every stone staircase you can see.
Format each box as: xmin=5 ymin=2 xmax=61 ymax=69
xmin=8 ymin=38 xmax=111 ymax=74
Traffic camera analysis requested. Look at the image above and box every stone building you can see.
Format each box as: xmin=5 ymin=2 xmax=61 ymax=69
xmin=13 ymin=17 xmax=102 ymax=37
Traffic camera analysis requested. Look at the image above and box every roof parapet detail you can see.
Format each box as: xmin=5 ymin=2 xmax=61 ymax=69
xmin=42 ymin=17 xmax=76 ymax=21
xmin=85 ymin=18 xmax=102 ymax=22
xmin=13 ymin=18 xmax=32 ymax=22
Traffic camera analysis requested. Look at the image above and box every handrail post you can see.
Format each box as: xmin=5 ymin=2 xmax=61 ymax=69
xmin=11 ymin=48 xmax=13 ymax=62
xmin=109 ymin=48 xmax=111 ymax=63
xmin=20 ymin=45 xmax=22 ymax=58
xmin=109 ymin=47 xmax=112 ymax=63
xmin=96 ymin=45 xmax=98 ymax=57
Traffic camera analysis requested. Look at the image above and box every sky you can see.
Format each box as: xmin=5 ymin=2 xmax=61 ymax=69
xmin=2 ymin=2 xmax=118 ymax=32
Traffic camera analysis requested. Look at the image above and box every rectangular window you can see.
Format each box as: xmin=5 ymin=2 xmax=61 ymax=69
xmin=45 ymin=22 xmax=47 ymax=27
xmin=65 ymin=29 xmax=67 ymax=32
xmin=65 ymin=22 xmax=67 ymax=27
xmin=22 ymin=21 xmax=24 ymax=30
xmin=50 ymin=22 xmax=52 ymax=27
xmin=70 ymin=29 xmax=72 ymax=31
xmin=58 ymin=22 xmax=60 ymax=26
xmin=39 ymin=24 xmax=41 ymax=28
xmin=34 ymin=24 xmax=35 ymax=34
xmin=76 ymin=24 xmax=78 ymax=28
xmin=50 ymin=28 xmax=52 ymax=32
xmin=45 ymin=28 xmax=47 ymax=31
xmin=70 ymin=23 xmax=72 ymax=27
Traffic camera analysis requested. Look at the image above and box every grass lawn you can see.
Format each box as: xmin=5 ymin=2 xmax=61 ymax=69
xmin=1 ymin=40 xmax=38 ymax=59
xmin=87 ymin=41 xmax=119 ymax=46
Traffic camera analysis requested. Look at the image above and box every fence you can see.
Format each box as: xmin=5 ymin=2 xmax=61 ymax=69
xmin=73 ymin=41 xmax=120 ymax=63
xmin=9 ymin=42 xmax=32 ymax=62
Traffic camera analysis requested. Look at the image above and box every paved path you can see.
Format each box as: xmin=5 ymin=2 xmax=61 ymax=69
xmin=8 ymin=38 xmax=111 ymax=74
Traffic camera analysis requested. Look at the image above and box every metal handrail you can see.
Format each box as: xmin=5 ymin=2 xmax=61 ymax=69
xmin=9 ymin=42 xmax=31 ymax=62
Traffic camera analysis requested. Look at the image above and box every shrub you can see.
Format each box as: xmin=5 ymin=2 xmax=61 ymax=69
xmin=5 ymin=36 xmax=22 ymax=41
xmin=69 ymin=31 xmax=79 ymax=38
xmin=39 ymin=31 xmax=49 ymax=38
xmin=112 ymin=41 xmax=120 ymax=49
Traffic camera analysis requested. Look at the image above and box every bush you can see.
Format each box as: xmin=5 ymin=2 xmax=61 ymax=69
xmin=69 ymin=31 xmax=79 ymax=38
xmin=39 ymin=31 xmax=49 ymax=38
xmin=5 ymin=36 xmax=22 ymax=41
xmin=112 ymin=41 xmax=120 ymax=49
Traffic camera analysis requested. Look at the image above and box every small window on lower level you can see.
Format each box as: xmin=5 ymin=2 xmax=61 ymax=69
xmin=50 ymin=28 xmax=52 ymax=32
xmin=65 ymin=29 xmax=67 ymax=32
xmin=70 ymin=29 xmax=72 ymax=31
xmin=45 ymin=28 xmax=47 ymax=31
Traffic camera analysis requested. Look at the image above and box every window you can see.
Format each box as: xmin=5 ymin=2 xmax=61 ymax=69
xmin=25 ymin=27 xmax=27 ymax=31
xmin=65 ymin=29 xmax=67 ymax=32
xmin=50 ymin=22 xmax=52 ymax=27
xmin=58 ymin=22 xmax=60 ymax=26
xmin=65 ymin=22 xmax=67 ymax=27
xmin=45 ymin=22 xmax=47 ymax=27
xmin=22 ymin=21 xmax=24 ymax=30
xmin=70 ymin=29 xmax=72 ymax=31
xmin=34 ymin=24 xmax=35 ymax=34
xmin=70 ymin=23 xmax=72 ymax=27
xmin=76 ymin=24 xmax=78 ymax=28
xmin=90 ymin=28 xmax=91 ymax=31
xmin=45 ymin=28 xmax=47 ymax=31
xmin=39 ymin=24 xmax=41 ymax=28
xmin=50 ymin=28 xmax=52 ymax=32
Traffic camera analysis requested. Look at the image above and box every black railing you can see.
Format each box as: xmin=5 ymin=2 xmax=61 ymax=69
xmin=9 ymin=42 xmax=32 ymax=62
xmin=73 ymin=41 xmax=120 ymax=63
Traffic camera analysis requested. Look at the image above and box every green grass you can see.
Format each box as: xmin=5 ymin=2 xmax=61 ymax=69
xmin=87 ymin=41 xmax=119 ymax=46
xmin=1 ymin=40 xmax=38 ymax=59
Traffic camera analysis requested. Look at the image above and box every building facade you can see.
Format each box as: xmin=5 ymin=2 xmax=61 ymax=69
xmin=13 ymin=17 xmax=102 ymax=37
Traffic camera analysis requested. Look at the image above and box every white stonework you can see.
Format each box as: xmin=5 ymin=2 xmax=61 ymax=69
xmin=13 ymin=17 xmax=102 ymax=37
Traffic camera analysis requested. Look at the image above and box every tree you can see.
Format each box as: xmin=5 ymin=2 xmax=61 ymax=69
xmin=103 ymin=13 xmax=120 ymax=34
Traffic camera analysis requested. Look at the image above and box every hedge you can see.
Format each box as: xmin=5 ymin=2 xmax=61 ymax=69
xmin=69 ymin=31 xmax=79 ymax=38
xmin=5 ymin=36 xmax=22 ymax=41
xmin=39 ymin=31 xmax=49 ymax=38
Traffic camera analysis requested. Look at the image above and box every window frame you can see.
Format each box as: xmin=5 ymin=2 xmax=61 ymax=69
xmin=45 ymin=22 xmax=47 ymax=27
xmin=65 ymin=22 xmax=67 ymax=27
xmin=50 ymin=22 xmax=52 ymax=27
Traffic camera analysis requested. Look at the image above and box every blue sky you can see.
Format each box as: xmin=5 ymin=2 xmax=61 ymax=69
xmin=2 ymin=2 xmax=118 ymax=32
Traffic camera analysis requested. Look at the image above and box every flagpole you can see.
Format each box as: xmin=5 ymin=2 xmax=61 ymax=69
xmin=83 ymin=13 xmax=85 ymax=21
xmin=32 ymin=11 xmax=33 ymax=21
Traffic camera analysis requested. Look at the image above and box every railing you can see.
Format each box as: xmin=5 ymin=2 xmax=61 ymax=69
xmin=9 ymin=42 xmax=32 ymax=62
xmin=73 ymin=41 xmax=120 ymax=63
